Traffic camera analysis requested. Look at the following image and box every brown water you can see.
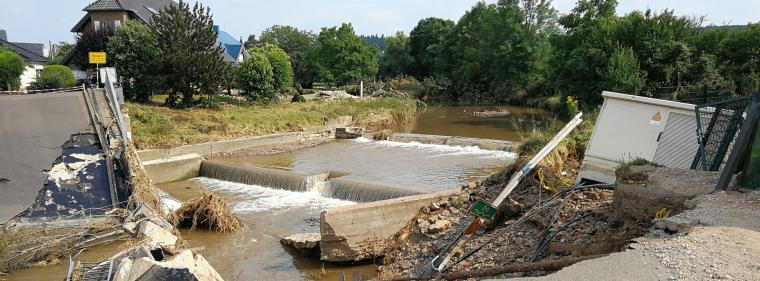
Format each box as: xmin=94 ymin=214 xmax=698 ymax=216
xmin=396 ymin=105 xmax=552 ymax=142
xmin=154 ymin=105 xmax=548 ymax=281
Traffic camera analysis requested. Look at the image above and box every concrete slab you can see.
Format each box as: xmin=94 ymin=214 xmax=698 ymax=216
xmin=320 ymin=189 xmax=459 ymax=261
xmin=142 ymin=154 xmax=203 ymax=184
xmin=0 ymin=92 xmax=95 ymax=222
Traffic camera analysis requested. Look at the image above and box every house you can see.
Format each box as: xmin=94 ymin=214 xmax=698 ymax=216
xmin=61 ymin=0 xmax=246 ymax=76
xmin=214 ymin=25 xmax=248 ymax=65
xmin=0 ymin=30 xmax=47 ymax=90
xmin=61 ymin=0 xmax=176 ymax=76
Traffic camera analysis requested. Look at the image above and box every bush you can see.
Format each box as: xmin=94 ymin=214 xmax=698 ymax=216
xmin=30 ymin=65 xmax=77 ymax=90
xmin=291 ymin=93 xmax=306 ymax=103
xmin=236 ymin=50 xmax=276 ymax=103
xmin=0 ymin=49 xmax=25 ymax=90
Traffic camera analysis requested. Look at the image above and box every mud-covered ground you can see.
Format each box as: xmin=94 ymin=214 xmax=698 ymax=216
xmin=379 ymin=169 xmax=648 ymax=280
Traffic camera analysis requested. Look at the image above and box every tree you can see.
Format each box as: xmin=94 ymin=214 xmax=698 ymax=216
xmin=439 ymin=1 xmax=547 ymax=103
xmin=49 ymin=42 xmax=74 ymax=65
xmin=255 ymin=25 xmax=316 ymax=87
xmin=603 ymin=46 xmax=646 ymax=95
xmin=0 ymin=49 xmax=25 ymax=91
xmin=259 ymin=43 xmax=293 ymax=91
xmin=309 ymin=23 xmax=378 ymax=86
xmin=408 ymin=17 xmax=454 ymax=79
xmin=72 ymin=28 xmax=114 ymax=70
xmin=108 ymin=21 xmax=162 ymax=102
xmin=236 ymin=49 xmax=275 ymax=102
xmin=30 ymin=65 xmax=77 ymax=89
xmin=153 ymin=0 xmax=227 ymax=107
xmin=379 ymin=31 xmax=413 ymax=79
xmin=550 ymin=0 xmax=619 ymax=105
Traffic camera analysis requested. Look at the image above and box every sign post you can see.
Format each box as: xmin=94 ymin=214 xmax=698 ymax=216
xmin=88 ymin=52 xmax=107 ymax=89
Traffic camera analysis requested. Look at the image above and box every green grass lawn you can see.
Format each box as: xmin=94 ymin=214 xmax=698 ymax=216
xmin=127 ymin=98 xmax=417 ymax=149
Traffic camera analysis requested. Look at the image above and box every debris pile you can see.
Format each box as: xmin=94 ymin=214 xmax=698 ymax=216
xmin=379 ymin=169 xmax=644 ymax=279
xmin=172 ymin=192 xmax=243 ymax=233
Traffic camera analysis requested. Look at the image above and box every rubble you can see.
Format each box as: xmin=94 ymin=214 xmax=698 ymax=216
xmin=335 ymin=127 xmax=364 ymax=139
xmin=281 ymin=232 xmax=321 ymax=252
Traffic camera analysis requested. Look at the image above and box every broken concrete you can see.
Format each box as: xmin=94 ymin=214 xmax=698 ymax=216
xmin=138 ymin=220 xmax=179 ymax=249
xmin=113 ymin=249 xmax=223 ymax=281
xmin=142 ymin=154 xmax=203 ymax=184
xmin=281 ymin=232 xmax=321 ymax=252
xmin=320 ymin=189 xmax=459 ymax=262
xmin=335 ymin=127 xmax=364 ymax=139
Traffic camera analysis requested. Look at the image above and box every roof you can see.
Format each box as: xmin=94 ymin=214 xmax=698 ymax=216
xmin=0 ymin=39 xmax=47 ymax=64
xmin=214 ymin=26 xmax=245 ymax=63
xmin=73 ymin=0 xmax=175 ymax=32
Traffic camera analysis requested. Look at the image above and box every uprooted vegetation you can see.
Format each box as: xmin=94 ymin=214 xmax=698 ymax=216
xmin=172 ymin=192 xmax=243 ymax=233
xmin=128 ymin=98 xmax=418 ymax=149
xmin=379 ymin=166 xmax=648 ymax=279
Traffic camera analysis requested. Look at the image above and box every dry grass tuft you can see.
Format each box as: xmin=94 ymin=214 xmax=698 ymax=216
xmin=125 ymin=145 xmax=162 ymax=213
xmin=172 ymin=192 xmax=243 ymax=233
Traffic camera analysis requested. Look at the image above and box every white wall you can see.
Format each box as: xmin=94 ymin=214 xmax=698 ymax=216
xmin=19 ymin=63 xmax=43 ymax=89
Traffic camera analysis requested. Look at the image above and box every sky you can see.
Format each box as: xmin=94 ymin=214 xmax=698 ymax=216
xmin=1 ymin=0 xmax=758 ymax=46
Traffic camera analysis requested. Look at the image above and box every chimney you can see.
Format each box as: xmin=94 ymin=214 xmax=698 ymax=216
xmin=0 ymin=30 xmax=7 ymax=41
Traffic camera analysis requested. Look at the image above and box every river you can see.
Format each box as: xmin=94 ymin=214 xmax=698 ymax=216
xmin=14 ymin=105 xmax=550 ymax=280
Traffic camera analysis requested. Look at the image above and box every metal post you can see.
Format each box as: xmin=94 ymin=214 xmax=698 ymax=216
xmin=96 ymin=63 xmax=100 ymax=89
xmin=360 ymin=81 xmax=364 ymax=98
xmin=717 ymin=102 xmax=760 ymax=190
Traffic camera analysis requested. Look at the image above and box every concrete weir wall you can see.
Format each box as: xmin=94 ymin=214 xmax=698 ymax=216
xmin=137 ymin=116 xmax=352 ymax=161
xmin=320 ymin=189 xmax=459 ymax=262
xmin=389 ymin=133 xmax=516 ymax=152
xmin=142 ymin=154 xmax=204 ymax=184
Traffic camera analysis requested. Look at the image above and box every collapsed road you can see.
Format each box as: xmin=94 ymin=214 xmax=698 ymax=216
xmin=0 ymin=89 xmax=117 ymax=222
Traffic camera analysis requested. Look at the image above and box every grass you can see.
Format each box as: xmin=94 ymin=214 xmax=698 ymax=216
xmin=127 ymin=98 xmax=418 ymax=149
xmin=516 ymin=110 xmax=599 ymax=189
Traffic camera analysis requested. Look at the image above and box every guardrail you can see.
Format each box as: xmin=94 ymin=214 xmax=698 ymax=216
xmin=0 ymin=86 xmax=84 ymax=95
xmin=103 ymin=72 xmax=130 ymax=149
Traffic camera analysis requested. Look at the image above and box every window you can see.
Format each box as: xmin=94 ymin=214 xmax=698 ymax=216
xmin=95 ymin=21 xmax=117 ymax=31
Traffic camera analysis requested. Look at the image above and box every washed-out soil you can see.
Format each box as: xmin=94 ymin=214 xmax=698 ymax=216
xmin=379 ymin=168 xmax=650 ymax=280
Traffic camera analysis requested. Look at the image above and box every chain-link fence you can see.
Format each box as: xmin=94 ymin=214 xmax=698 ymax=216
xmin=692 ymin=96 xmax=752 ymax=171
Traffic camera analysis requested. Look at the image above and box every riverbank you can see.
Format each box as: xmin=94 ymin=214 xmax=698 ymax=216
xmin=128 ymin=98 xmax=418 ymax=149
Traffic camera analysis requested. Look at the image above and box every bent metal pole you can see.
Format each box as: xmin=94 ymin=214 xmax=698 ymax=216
xmin=431 ymin=112 xmax=584 ymax=272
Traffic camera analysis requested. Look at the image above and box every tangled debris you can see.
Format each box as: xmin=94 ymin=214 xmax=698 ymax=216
xmin=172 ymin=192 xmax=243 ymax=233
xmin=379 ymin=167 xmax=646 ymax=280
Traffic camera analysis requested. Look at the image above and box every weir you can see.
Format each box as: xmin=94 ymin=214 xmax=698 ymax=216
xmin=324 ymin=178 xmax=423 ymax=202
xmin=199 ymin=161 xmax=328 ymax=192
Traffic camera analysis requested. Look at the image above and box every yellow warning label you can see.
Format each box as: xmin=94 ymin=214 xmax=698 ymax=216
xmin=651 ymin=112 xmax=662 ymax=122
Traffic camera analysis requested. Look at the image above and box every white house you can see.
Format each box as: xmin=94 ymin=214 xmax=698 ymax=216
xmin=0 ymin=30 xmax=47 ymax=90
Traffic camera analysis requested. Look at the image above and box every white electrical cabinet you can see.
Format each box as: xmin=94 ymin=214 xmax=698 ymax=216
xmin=577 ymin=91 xmax=699 ymax=184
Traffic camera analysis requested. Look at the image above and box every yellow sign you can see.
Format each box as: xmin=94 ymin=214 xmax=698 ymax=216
xmin=89 ymin=52 xmax=107 ymax=64
xmin=651 ymin=112 xmax=662 ymax=122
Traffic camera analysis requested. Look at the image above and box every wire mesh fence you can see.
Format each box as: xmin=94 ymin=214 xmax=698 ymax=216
xmin=692 ymin=96 xmax=752 ymax=171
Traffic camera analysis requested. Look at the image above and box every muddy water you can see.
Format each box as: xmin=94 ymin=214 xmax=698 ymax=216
xmin=6 ymin=242 xmax=123 ymax=281
xmin=396 ymin=105 xmax=552 ymax=142
xmin=160 ymin=137 xmax=516 ymax=281
xmin=214 ymin=138 xmax=513 ymax=193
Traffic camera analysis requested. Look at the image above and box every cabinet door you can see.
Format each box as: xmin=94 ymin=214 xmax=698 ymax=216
xmin=653 ymin=112 xmax=700 ymax=169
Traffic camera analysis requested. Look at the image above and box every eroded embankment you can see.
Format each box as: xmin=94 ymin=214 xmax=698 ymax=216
xmin=378 ymin=163 xmax=725 ymax=280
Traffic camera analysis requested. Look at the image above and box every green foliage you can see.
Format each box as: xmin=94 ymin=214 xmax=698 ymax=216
xmin=72 ymin=28 xmax=114 ymax=70
xmin=236 ymin=49 xmax=275 ymax=102
xmin=564 ymin=96 xmax=579 ymax=117
xmin=437 ymin=1 xmax=557 ymax=103
xmin=48 ymin=43 xmax=73 ymax=65
xmin=603 ymin=46 xmax=647 ymax=95
xmin=309 ymin=23 xmax=378 ymax=86
xmin=409 ymin=17 xmax=454 ymax=79
xmin=0 ymin=49 xmax=25 ymax=91
xmin=259 ymin=44 xmax=293 ymax=90
xmin=108 ymin=21 xmax=162 ymax=102
xmin=253 ymin=25 xmax=316 ymax=87
xmin=30 ymin=65 xmax=77 ymax=89
xmin=379 ymin=32 xmax=413 ymax=79
xmin=153 ymin=0 xmax=227 ymax=108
